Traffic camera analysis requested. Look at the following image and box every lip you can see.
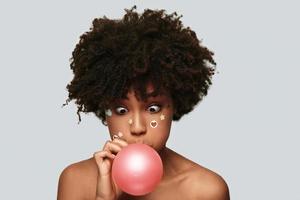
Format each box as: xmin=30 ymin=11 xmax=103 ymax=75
xmin=130 ymin=140 xmax=151 ymax=146
xmin=134 ymin=140 xmax=144 ymax=144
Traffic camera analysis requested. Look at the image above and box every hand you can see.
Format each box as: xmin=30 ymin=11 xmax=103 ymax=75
xmin=93 ymin=135 xmax=128 ymax=200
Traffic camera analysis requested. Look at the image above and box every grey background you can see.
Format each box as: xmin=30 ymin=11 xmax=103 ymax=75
xmin=0 ymin=0 xmax=299 ymax=199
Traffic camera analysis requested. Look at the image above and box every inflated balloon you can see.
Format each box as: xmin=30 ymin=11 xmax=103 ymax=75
xmin=112 ymin=143 xmax=163 ymax=196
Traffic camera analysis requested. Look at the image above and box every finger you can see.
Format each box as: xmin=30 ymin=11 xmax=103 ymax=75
xmin=102 ymin=140 xmax=122 ymax=154
xmin=111 ymin=132 xmax=126 ymax=141
xmin=94 ymin=150 xmax=116 ymax=161
xmin=112 ymin=137 xmax=129 ymax=148
xmin=111 ymin=134 xmax=126 ymax=142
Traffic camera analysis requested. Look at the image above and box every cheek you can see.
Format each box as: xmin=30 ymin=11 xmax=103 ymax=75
xmin=148 ymin=119 xmax=171 ymax=151
xmin=148 ymin=116 xmax=172 ymax=138
xmin=107 ymin=116 xmax=129 ymax=134
xmin=148 ymin=113 xmax=171 ymax=129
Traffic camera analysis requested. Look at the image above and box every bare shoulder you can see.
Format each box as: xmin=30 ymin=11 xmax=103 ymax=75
xmin=184 ymin=164 xmax=230 ymax=200
xmin=57 ymin=157 xmax=98 ymax=200
xmin=165 ymin=149 xmax=230 ymax=200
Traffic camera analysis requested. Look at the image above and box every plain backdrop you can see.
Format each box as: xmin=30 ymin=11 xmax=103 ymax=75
xmin=0 ymin=0 xmax=299 ymax=199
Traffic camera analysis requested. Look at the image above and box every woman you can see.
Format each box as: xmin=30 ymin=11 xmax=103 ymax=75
xmin=58 ymin=5 xmax=230 ymax=200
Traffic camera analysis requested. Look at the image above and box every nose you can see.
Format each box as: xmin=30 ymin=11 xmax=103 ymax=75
xmin=130 ymin=112 xmax=146 ymax=136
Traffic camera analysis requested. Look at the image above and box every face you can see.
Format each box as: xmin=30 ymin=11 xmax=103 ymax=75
xmin=105 ymin=83 xmax=174 ymax=152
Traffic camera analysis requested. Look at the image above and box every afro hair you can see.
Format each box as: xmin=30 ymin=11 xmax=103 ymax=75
xmin=62 ymin=5 xmax=216 ymax=125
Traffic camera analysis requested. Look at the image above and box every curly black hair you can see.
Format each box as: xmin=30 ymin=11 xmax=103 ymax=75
xmin=62 ymin=5 xmax=216 ymax=125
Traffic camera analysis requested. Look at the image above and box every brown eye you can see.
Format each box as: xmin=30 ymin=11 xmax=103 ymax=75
xmin=115 ymin=106 xmax=128 ymax=115
xmin=147 ymin=104 xmax=161 ymax=113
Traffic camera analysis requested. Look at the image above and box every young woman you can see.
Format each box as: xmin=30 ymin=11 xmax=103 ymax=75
xmin=58 ymin=6 xmax=230 ymax=200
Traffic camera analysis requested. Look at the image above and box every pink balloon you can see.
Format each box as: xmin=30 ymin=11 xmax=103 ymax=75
xmin=112 ymin=143 xmax=163 ymax=196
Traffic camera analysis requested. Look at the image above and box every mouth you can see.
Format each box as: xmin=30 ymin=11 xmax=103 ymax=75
xmin=131 ymin=140 xmax=144 ymax=144
xmin=131 ymin=140 xmax=152 ymax=147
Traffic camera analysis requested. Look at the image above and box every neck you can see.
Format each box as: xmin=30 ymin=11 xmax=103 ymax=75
xmin=157 ymin=146 xmax=177 ymax=183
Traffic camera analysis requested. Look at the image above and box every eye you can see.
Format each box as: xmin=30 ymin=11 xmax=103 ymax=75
xmin=147 ymin=104 xmax=161 ymax=113
xmin=115 ymin=106 xmax=128 ymax=115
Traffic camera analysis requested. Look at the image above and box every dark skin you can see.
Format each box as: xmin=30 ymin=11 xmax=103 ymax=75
xmin=57 ymin=83 xmax=230 ymax=200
